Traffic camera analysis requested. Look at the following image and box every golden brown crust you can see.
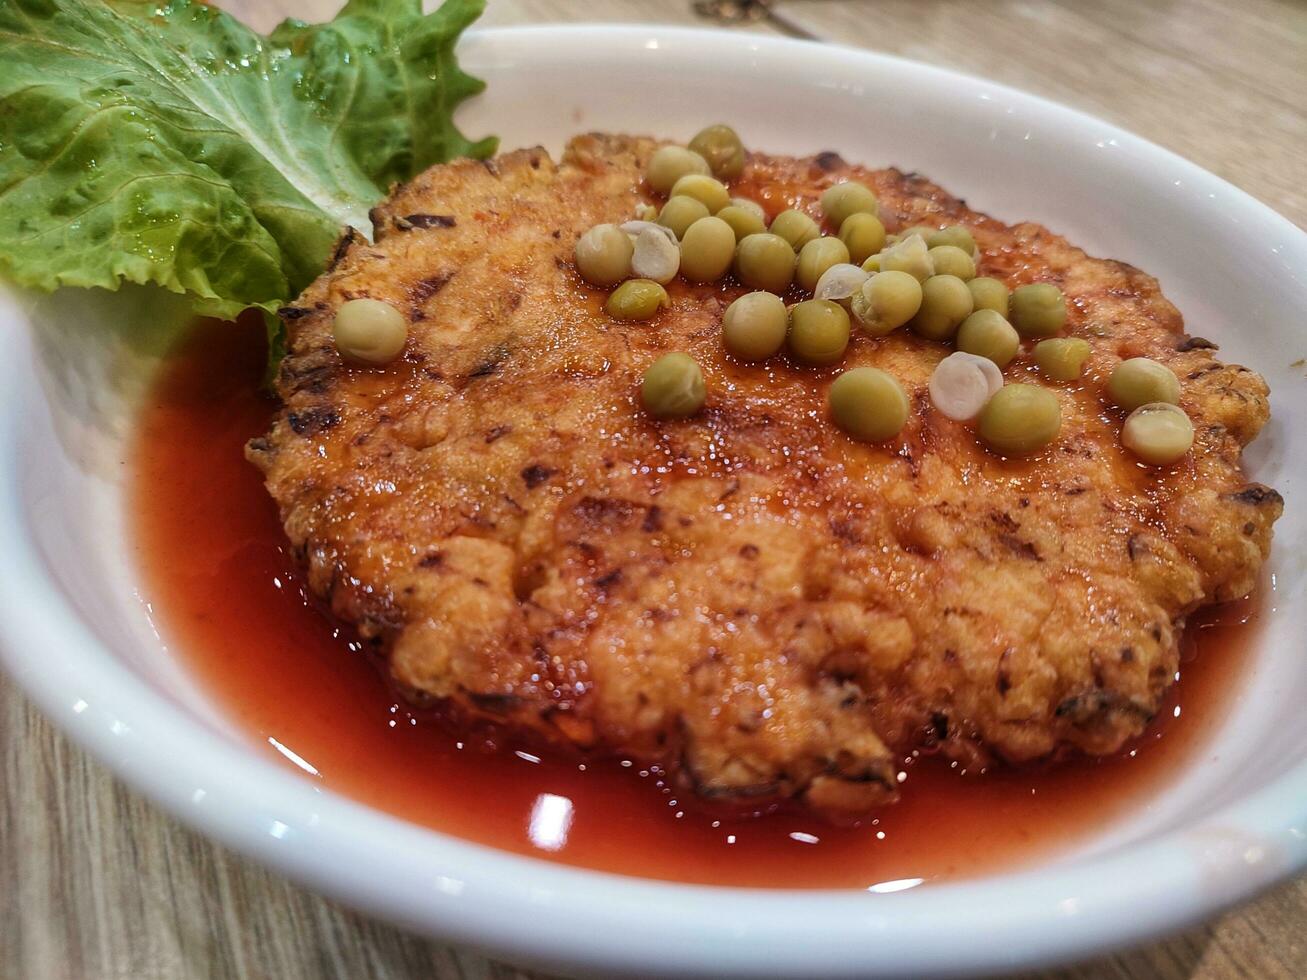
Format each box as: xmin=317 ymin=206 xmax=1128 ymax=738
xmin=248 ymin=134 xmax=1281 ymax=815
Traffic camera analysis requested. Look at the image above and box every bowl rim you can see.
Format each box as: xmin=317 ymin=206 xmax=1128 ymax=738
xmin=0 ymin=23 xmax=1304 ymax=979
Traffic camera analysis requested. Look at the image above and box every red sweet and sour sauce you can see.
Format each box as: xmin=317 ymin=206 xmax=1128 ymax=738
xmin=129 ymin=317 xmax=1262 ymax=889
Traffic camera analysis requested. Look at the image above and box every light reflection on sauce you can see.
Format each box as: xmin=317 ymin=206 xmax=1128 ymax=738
xmin=129 ymin=317 xmax=1264 ymax=889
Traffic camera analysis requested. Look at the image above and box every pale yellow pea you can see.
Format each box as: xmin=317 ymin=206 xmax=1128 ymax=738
xmin=820 ymin=181 xmax=879 ymax=227
xmin=796 ymin=236 xmax=851 ymax=292
xmin=734 ymin=233 xmax=796 ymax=293
xmin=850 ymin=271 xmax=922 ymax=336
xmin=968 ymin=277 xmax=1009 ymax=317
xmin=333 ymin=299 xmax=408 ymax=366
xmin=909 ymin=274 xmax=974 ymax=341
xmin=1108 ymin=357 xmax=1181 ymax=411
xmin=838 ymin=212 xmax=887 ymax=264
xmin=658 ymin=195 xmax=711 ymax=239
xmin=956 ymin=309 xmax=1019 ymax=367
xmin=770 ymin=209 xmax=820 ymax=250
xmin=1121 ymin=402 xmax=1194 ymax=465
xmin=927 ymin=245 xmax=976 ymax=281
xmin=978 ymin=384 xmax=1062 ymax=456
xmin=1011 ymin=283 xmax=1067 ymax=339
xmin=1035 ymin=337 xmax=1092 ymax=382
xmin=679 ymin=216 xmax=736 ymax=282
xmin=722 ymin=291 xmax=788 ymax=361
xmin=574 ymin=223 xmax=633 ymax=287
xmin=647 ymin=146 xmax=710 ymax=194
xmin=716 ymin=204 xmax=767 ymax=242
xmin=927 ymin=226 xmax=976 ymax=254
xmin=670 ymin=173 xmax=731 ymax=214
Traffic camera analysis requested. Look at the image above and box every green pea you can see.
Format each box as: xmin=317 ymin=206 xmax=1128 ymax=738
xmin=641 ymin=352 xmax=705 ymax=420
xmin=734 ymin=233 xmax=795 ymax=293
xmin=606 ymin=279 xmax=669 ymax=321
xmin=1108 ymin=357 xmax=1180 ymax=411
xmin=1035 ymin=337 xmax=1092 ymax=382
xmin=850 ymin=270 xmax=922 ymax=336
xmin=1121 ymin=402 xmax=1194 ymax=465
xmin=716 ymin=204 xmax=767 ymax=242
xmin=722 ymin=291 xmax=788 ymax=361
xmin=333 ymin=298 xmax=408 ymax=366
xmin=688 ymin=124 xmax=746 ymax=180
xmin=861 ymin=254 xmax=881 ymax=273
xmin=927 ymin=245 xmax=975 ymax=281
xmin=820 ymin=181 xmax=879 ymax=228
xmin=796 ymin=236 xmax=851 ymax=292
xmin=647 ymin=146 xmax=711 ymax=195
xmin=927 ymin=225 xmax=976 ymax=254
xmin=770 ymin=209 xmax=820 ymax=250
xmin=574 ymin=223 xmax=634 ymax=287
xmin=670 ymin=173 xmax=730 ymax=214
xmin=838 ymin=212 xmax=887 ymax=264
xmin=977 ymin=384 xmax=1062 ymax=456
xmin=1010 ymin=283 xmax=1067 ymax=338
xmin=909 ymin=275 xmax=974 ymax=341
xmin=829 ymin=367 xmax=909 ymax=441
xmin=788 ymin=299 xmax=851 ymax=366
xmin=956 ymin=309 xmax=1019 ymax=368
xmin=968 ymin=277 xmax=1009 ymax=317
xmin=679 ymin=216 xmax=736 ymax=283
xmin=658 ymin=195 xmax=711 ymax=239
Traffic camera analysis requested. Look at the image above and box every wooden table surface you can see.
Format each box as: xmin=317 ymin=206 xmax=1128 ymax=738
xmin=3 ymin=1 xmax=1304 ymax=977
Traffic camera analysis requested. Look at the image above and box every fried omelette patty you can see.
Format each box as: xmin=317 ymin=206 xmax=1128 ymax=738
xmin=248 ymin=134 xmax=1281 ymax=815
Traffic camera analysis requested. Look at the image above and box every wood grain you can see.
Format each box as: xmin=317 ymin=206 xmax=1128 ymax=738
xmin=3 ymin=2 xmax=1303 ymax=978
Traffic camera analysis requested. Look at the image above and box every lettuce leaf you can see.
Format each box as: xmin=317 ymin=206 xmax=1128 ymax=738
xmin=0 ymin=0 xmax=495 ymax=320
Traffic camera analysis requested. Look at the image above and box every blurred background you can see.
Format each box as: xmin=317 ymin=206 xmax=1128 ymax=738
xmin=235 ymin=0 xmax=1307 ymax=228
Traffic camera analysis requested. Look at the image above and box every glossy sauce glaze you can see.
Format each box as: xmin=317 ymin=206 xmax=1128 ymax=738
xmin=130 ymin=316 xmax=1262 ymax=889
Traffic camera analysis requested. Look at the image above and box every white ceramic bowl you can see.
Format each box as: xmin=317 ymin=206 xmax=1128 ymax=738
xmin=0 ymin=26 xmax=1304 ymax=979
